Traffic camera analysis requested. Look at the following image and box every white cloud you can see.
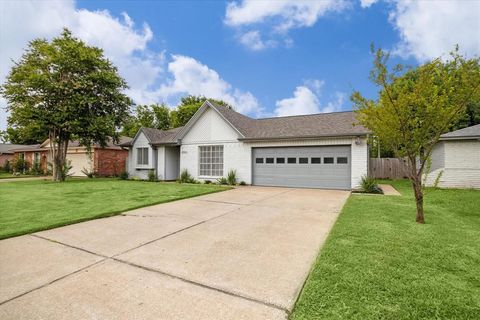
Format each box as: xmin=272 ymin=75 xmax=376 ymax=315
xmin=274 ymin=83 xmax=345 ymax=117
xmin=322 ymin=92 xmax=346 ymax=113
xmin=389 ymin=0 xmax=480 ymax=61
xmin=359 ymin=0 xmax=378 ymax=8
xmin=225 ymin=0 xmax=349 ymax=49
xmin=303 ymin=79 xmax=324 ymax=94
xmin=275 ymin=86 xmax=320 ymax=117
xmin=238 ymin=30 xmax=276 ymax=51
xmin=0 ymin=0 xmax=263 ymax=131
xmin=157 ymin=55 xmax=261 ymax=116
xmin=0 ymin=0 xmax=161 ymax=130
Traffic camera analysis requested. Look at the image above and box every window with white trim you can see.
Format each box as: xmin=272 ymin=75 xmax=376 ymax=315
xmin=136 ymin=147 xmax=149 ymax=165
xmin=199 ymin=145 xmax=223 ymax=176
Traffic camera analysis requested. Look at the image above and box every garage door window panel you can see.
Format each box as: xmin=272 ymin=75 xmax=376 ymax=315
xmin=199 ymin=145 xmax=223 ymax=177
xmin=266 ymin=158 xmax=274 ymax=164
xmin=287 ymin=157 xmax=297 ymax=164
xmin=311 ymin=157 xmax=321 ymax=164
xmin=299 ymin=157 xmax=308 ymax=164
xmin=337 ymin=157 xmax=348 ymax=164
xmin=276 ymin=158 xmax=285 ymax=164
xmin=324 ymin=157 xmax=334 ymax=164
xmin=255 ymin=158 xmax=264 ymax=164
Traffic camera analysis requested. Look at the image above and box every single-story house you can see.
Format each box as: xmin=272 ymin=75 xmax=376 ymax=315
xmin=122 ymin=101 xmax=370 ymax=189
xmin=0 ymin=144 xmax=36 ymax=167
xmin=425 ymin=124 xmax=480 ymax=189
xmin=12 ymin=137 xmax=131 ymax=176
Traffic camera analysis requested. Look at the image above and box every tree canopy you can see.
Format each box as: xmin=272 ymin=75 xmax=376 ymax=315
xmin=352 ymin=47 xmax=480 ymax=223
xmin=1 ymin=28 xmax=131 ymax=181
xmin=121 ymin=95 xmax=232 ymax=137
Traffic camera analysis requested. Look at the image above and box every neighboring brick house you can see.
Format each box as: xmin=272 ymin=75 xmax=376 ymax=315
xmin=12 ymin=137 xmax=131 ymax=177
xmin=0 ymin=144 xmax=36 ymax=168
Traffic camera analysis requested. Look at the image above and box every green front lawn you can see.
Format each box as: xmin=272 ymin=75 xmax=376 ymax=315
xmin=291 ymin=180 xmax=480 ymax=320
xmin=0 ymin=172 xmax=37 ymax=179
xmin=0 ymin=179 xmax=228 ymax=239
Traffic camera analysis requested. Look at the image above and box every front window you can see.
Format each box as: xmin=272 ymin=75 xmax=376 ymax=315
xmin=199 ymin=145 xmax=223 ymax=176
xmin=34 ymin=152 xmax=41 ymax=164
xmin=137 ymin=147 xmax=149 ymax=165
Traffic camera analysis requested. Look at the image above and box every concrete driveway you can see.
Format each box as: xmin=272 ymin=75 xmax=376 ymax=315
xmin=0 ymin=186 xmax=350 ymax=320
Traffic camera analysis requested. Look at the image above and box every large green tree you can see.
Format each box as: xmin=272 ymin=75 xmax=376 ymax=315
xmin=352 ymin=47 xmax=480 ymax=223
xmin=170 ymin=95 xmax=231 ymax=127
xmin=1 ymin=29 xmax=131 ymax=181
xmin=121 ymin=103 xmax=172 ymax=137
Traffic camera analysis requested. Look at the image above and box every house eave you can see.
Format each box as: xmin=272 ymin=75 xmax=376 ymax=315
xmin=439 ymin=136 xmax=480 ymax=141
xmin=238 ymin=133 xmax=369 ymax=142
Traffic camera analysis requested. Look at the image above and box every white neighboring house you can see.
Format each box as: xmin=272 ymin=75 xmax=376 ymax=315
xmin=122 ymin=100 xmax=370 ymax=189
xmin=424 ymin=124 xmax=480 ymax=189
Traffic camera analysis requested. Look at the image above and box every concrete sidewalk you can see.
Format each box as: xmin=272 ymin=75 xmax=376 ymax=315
xmin=0 ymin=186 xmax=350 ymax=319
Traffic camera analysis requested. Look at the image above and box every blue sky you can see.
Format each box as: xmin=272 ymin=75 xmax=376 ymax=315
xmin=1 ymin=0 xmax=479 ymax=130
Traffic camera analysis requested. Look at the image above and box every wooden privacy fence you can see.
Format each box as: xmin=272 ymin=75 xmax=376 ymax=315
xmin=369 ymin=158 xmax=408 ymax=179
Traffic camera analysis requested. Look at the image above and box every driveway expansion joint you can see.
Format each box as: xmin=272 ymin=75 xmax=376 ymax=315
xmin=112 ymin=257 xmax=289 ymax=315
xmin=0 ymin=258 xmax=107 ymax=306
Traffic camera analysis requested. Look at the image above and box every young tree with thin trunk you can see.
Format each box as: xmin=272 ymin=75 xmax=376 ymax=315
xmin=352 ymin=47 xmax=480 ymax=223
xmin=1 ymin=29 xmax=131 ymax=181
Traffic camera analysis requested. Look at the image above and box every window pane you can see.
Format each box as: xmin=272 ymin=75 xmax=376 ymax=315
xmin=143 ymin=148 xmax=149 ymax=165
xmin=137 ymin=148 xmax=143 ymax=165
xmin=199 ymin=145 xmax=223 ymax=176
xmin=311 ymin=157 xmax=321 ymax=164
xmin=276 ymin=157 xmax=285 ymax=164
xmin=255 ymin=158 xmax=264 ymax=164
xmin=324 ymin=157 xmax=334 ymax=164
xmin=266 ymin=158 xmax=274 ymax=164
xmin=337 ymin=157 xmax=348 ymax=164
xmin=299 ymin=157 xmax=308 ymax=164
xmin=287 ymin=157 xmax=296 ymax=164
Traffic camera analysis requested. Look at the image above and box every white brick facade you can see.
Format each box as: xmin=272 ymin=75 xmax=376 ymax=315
xmin=425 ymin=140 xmax=480 ymax=188
xmin=179 ymin=107 xmax=369 ymax=188
xmin=127 ymin=131 xmax=156 ymax=180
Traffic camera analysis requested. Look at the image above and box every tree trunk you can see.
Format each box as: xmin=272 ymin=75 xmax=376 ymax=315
xmin=50 ymin=131 xmax=69 ymax=182
xmin=412 ymin=177 xmax=425 ymax=224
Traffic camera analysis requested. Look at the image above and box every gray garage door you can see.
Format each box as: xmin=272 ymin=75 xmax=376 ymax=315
xmin=252 ymin=146 xmax=351 ymax=189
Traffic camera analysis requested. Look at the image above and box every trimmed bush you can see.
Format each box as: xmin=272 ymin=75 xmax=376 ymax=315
xmin=119 ymin=171 xmax=129 ymax=180
xmin=148 ymin=169 xmax=157 ymax=182
xmin=179 ymin=169 xmax=196 ymax=183
xmin=360 ymin=175 xmax=382 ymax=194
xmin=217 ymin=177 xmax=228 ymax=185
xmin=226 ymin=169 xmax=237 ymax=185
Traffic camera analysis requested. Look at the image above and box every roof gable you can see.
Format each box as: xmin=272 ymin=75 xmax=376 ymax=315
xmin=441 ymin=124 xmax=480 ymax=140
xmin=177 ymin=101 xmax=246 ymax=140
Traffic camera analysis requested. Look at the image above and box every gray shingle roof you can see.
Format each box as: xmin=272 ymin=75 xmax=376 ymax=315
xmin=440 ymin=124 xmax=480 ymax=140
xmin=120 ymin=127 xmax=184 ymax=147
xmin=209 ymin=101 xmax=369 ymax=140
xmin=0 ymin=144 xmax=36 ymax=154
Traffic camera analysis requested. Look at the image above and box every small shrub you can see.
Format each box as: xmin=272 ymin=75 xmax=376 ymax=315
xmin=217 ymin=177 xmax=228 ymax=185
xmin=30 ymin=161 xmax=43 ymax=176
xmin=61 ymin=160 xmax=73 ymax=180
xmin=81 ymin=167 xmax=96 ymax=178
xmin=148 ymin=169 xmax=157 ymax=182
xmin=239 ymin=181 xmax=247 ymax=186
xmin=3 ymin=160 xmax=11 ymax=173
xmin=13 ymin=157 xmax=27 ymax=173
xmin=226 ymin=169 xmax=237 ymax=185
xmin=179 ymin=169 xmax=196 ymax=183
xmin=204 ymin=180 xmax=212 ymax=184
xmin=119 ymin=171 xmax=129 ymax=180
xmin=360 ymin=175 xmax=382 ymax=194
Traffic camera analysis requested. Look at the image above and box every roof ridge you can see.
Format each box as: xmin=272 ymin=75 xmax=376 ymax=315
xmin=255 ymin=110 xmax=355 ymax=121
